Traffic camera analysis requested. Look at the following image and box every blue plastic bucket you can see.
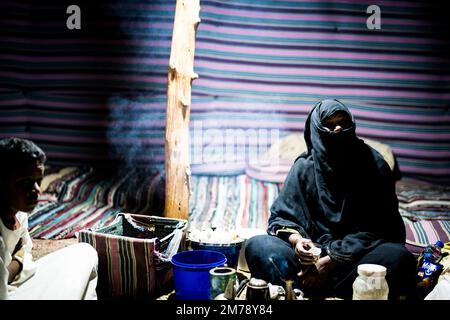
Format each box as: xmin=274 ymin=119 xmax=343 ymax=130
xmin=171 ymin=250 xmax=227 ymax=300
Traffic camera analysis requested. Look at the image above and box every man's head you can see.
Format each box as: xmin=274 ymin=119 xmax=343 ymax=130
xmin=0 ymin=138 xmax=46 ymax=215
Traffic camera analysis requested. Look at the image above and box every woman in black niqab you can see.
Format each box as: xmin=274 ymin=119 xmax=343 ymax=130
xmin=245 ymin=99 xmax=417 ymax=299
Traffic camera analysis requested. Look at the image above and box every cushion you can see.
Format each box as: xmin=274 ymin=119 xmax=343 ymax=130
xmin=246 ymin=133 xmax=396 ymax=183
xmin=403 ymin=217 xmax=450 ymax=257
xmin=397 ymin=179 xmax=450 ymax=220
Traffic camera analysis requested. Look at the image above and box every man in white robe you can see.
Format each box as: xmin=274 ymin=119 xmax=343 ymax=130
xmin=0 ymin=137 xmax=98 ymax=300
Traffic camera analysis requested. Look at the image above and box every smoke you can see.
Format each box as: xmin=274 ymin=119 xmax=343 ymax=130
xmin=106 ymin=93 xmax=164 ymax=171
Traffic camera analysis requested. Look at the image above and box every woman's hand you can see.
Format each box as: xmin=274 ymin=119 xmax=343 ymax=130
xmin=288 ymin=234 xmax=317 ymax=265
xmin=297 ymin=264 xmax=319 ymax=289
xmin=297 ymin=256 xmax=336 ymax=290
xmin=315 ymin=255 xmax=336 ymax=274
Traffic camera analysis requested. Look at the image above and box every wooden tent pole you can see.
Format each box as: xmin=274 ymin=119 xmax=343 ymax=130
xmin=164 ymin=0 xmax=200 ymax=219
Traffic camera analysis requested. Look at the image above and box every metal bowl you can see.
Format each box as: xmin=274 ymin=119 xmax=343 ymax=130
xmin=189 ymin=239 xmax=245 ymax=269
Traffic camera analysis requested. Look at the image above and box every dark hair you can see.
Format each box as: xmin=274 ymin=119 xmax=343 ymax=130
xmin=0 ymin=138 xmax=46 ymax=174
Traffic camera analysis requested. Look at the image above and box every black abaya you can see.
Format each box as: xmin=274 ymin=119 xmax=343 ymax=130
xmin=245 ymin=99 xmax=417 ymax=299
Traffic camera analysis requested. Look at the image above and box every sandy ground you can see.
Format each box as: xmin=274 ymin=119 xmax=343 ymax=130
xmin=32 ymin=238 xmax=78 ymax=260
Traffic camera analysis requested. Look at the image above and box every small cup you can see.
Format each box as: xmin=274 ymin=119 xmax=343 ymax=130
xmin=309 ymin=247 xmax=322 ymax=263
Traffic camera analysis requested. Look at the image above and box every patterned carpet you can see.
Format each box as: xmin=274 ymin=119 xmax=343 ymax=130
xmin=29 ymin=166 xmax=280 ymax=239
xmin=29 ymin=166 xmax=166 ymax=239
xmin=31 ymin=238 xmax=78 ymax=260
xmin=28 ymin=166 xmax=450 ymax=257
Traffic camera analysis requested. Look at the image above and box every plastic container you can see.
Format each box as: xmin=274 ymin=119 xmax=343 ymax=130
xmin=190 ymin=239 xmax=244 ymax=269
xmin=417 ymin=241 xmax=445 ymax=298
xmin=171 ymin=250 xmax=227 ymax=300
xmin=420 ymin=241 xmax=444 ymax=265
xmin=352 ymin=264 xmax=389 ymax=300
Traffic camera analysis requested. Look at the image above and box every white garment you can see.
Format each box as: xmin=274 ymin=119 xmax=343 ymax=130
xmin=0 ymin=212 xmax=98 ymax=300
xmin=425 ymin=274 xmax=450 ymax=300
xmin=0 ymin=236 xmax=8 ymax=300
xmin=9 ymin=242 xmax=98 ymax=300
xmin=0 ymin=211 xmax=37 ymax=299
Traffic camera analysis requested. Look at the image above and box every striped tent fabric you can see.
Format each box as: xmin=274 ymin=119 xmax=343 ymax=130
xmin=0 ymin=0 xmax=173 ymax=167
xmin=191 ymin=0 xmax=450 ymax=181
xmin=0 ymin=0 xmax=449 ymax=181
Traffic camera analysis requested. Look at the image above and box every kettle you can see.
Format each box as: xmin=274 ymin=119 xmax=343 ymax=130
xmin=245 ymin=278 xmax=270 ymax=301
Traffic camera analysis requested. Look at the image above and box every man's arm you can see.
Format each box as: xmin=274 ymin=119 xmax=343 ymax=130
xmin=6 ymin=259 xmax=22 ymax=284
xmin=0 ymin=237 xmax=8 ymax=299
xmin=7 ymin=238 xmax=24 ymax=284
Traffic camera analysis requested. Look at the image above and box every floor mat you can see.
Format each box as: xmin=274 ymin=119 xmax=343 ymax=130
xmin=29 ymin=166 xmax=165 ymax=239
xmin=30 ymin=167 xmax=279 ymax=239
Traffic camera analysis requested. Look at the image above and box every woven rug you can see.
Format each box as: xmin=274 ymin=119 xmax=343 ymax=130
xmin=29 ymin=166 xmax=450 ymax=257
xmin=29 ymin=166 xmax=165 ymax=239
xmin=31 ymin=238 xmax=78 ymax=260
xmin=189 ymin=175 xmax=280 ymax=231
xmin=29 ymin=167 xmax=279 ymax=239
